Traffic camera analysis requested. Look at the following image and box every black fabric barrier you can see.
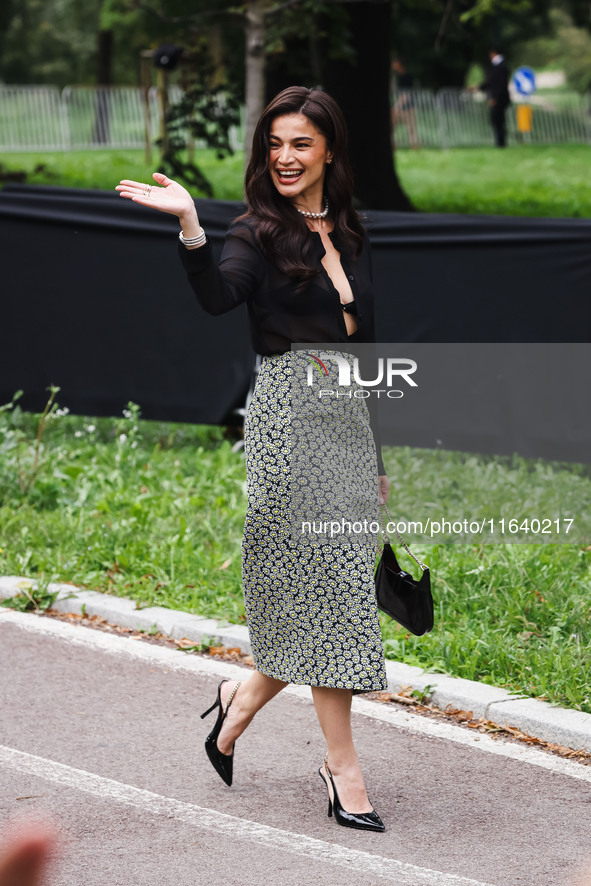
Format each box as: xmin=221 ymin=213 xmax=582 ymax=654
xmin=1 ymin=185 xmax=590 ymax=461
xmin=0 ymin=185 xmax=253 ymax=425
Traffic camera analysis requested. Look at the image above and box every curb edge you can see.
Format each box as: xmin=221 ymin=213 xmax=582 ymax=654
xmin=1 ymin=575 xmax=590 ymax=753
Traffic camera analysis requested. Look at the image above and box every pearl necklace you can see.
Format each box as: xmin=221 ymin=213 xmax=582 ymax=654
xmin=296 ymin=198 xmax=329 ymax=219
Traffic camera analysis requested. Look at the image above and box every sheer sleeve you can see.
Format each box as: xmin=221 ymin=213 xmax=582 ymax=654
xmin=178 ymin=221 xmax=265 ymax=316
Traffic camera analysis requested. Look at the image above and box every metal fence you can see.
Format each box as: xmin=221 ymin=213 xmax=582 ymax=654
xmin=1 ymin=84 xmax=590 ymax=152
xmin=392 ymin=89 xmax=591 ymax=149
xmin=62 ymin=86 xmax=159 ymax=150
xmin=0 ymin=85 xmax=245 ymax=152
xmin=0 ymin=86 xmax=69 ymax=150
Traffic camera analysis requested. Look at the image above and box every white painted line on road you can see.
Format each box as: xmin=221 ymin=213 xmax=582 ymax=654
xmin=0 ymin=744 xmax=494 ymax=886
xmin=0 ymin=606 xmax=247 ymax=675
xmin=2 ymin=609 xmax=591 ymax=787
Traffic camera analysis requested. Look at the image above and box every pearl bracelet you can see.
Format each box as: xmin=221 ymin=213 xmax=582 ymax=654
xmin=179 ymin=228 xmax=206 ymax=247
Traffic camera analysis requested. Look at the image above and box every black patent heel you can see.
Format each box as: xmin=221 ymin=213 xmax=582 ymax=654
xmin=318 ymin=755 xmax=385 ymax=832
xmin=200 ymin=697 xmax=220 ymax=720
xmin=201 ymin=680 xmax=242 ymax=786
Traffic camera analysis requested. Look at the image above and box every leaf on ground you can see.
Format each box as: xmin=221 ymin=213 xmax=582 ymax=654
xmin=207 ymin=645 xmax=241 ymax=656
xmin=176 ymin=638 xmax=198 ymax=649
xmin=389 ymin=694 xmax=418 ymax=705
xmin=444 ymin=707 xmax=474 ymax=721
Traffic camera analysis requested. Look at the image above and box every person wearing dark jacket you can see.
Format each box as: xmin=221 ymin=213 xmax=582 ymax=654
xmin=480 ymin=48 xmax=511 ymax=147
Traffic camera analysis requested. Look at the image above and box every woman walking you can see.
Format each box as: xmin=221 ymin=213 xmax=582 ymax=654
xmin=117 ymin=86 xmax=390 ymax=832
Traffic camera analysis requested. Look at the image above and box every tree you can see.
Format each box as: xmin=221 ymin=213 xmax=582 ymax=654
xmin=319 ymin=1 xmax=414 ymax=210
xmin=0 ymin=0 xmax=102 ymax=86
xmin=244 ymin=0 xmax=268 ymax=164
xmin=92 ymin=2 xmax=114 ymax=144
xmin=257 ymin=0 xmax=414 ymax=208
xmin=548 ymin=5 xmax=591 ymax=93
xmin=390 ymin=0 xmax=557 ymax=88
xmin=157 ymin=38 xmax=241 ymax=195
xmin=389 ymin=0 xmax=591 ymax=89
xmin=112 ymin=0 xmax=414 ymax=208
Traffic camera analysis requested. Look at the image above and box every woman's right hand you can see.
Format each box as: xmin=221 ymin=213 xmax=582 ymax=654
xmin=116 ymin=172 xmax=201 ymax=236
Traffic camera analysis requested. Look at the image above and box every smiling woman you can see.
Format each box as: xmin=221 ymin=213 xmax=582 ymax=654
xmin=266 ymin=113 xmax=362 ymax=334
xmin=116 ymin=85 xmax=392 ymax=834
xmin=268 ymin=114 xmax=333 ymax=209
xmin=240 ymin=87 xmax=365 ymax=291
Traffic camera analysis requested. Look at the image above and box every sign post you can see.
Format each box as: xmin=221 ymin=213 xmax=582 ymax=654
xmin=512 ymin=66 xmax=536 ymax=139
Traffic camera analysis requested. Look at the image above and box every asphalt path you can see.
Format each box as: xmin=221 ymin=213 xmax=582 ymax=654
xmin=1 ymin=610 xmax=591 ymax=886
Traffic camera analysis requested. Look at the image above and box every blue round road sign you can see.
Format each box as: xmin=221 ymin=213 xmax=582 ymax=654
xmin=513 ymin=66 xmax=536 ymax=96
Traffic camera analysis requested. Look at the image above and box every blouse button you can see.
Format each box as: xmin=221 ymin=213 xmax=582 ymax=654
xmin=348 ymin=274 xmax=354 ymax=281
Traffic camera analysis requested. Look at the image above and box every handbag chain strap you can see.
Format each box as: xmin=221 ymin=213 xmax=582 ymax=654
xmin=380 ymin=502 xmax=429 ymax=573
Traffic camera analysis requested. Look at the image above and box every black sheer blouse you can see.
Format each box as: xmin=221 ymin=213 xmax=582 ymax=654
xmin=177 ymin=219 xmax=380 ymax=353
xmin=178 ymin=219 xmax=385 ymax=474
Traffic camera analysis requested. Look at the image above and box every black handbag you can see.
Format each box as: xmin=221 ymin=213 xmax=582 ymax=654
xmin=375 ymin=504 xmax=434 ymax=636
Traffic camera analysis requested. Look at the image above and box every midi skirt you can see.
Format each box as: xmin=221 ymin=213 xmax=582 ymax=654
xmin=241 ymin=351 xmax=387 ymax=692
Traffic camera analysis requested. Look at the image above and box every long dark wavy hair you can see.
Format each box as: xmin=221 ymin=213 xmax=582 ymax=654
xmin=238 ymin=86 xmax=365 ymax=282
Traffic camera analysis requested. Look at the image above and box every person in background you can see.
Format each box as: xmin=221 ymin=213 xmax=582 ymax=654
xmin=391 ymin=57 xmax=419 ymax=149
xmin=479 ymin=47 xmax=511 ymax=147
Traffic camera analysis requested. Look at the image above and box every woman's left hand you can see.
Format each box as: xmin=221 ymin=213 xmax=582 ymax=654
xmin=378 ymin=475 xmax=390 ymax=506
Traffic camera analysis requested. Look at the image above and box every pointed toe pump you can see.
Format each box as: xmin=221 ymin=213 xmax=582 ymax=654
xmin=318 ymin=756 xmax=385 ymax=832
xmin=200 ymin=679 xmax=242 ymax=786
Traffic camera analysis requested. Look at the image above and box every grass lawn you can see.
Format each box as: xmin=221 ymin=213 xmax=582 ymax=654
xmin=1 ymin=143 xmax=591 ymax=217
xmin=396 ymin=144 xmax=591 ymax=217
xmin=0 ymin=149 xmax=245 ymax=202
xmin=1 ymin=401 xmax=590 ymax=713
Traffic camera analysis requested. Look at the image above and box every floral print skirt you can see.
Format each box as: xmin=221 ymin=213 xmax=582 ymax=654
xmin=241 ymin=351 xmax=387 ymax=692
